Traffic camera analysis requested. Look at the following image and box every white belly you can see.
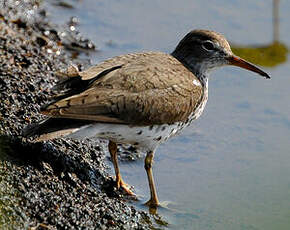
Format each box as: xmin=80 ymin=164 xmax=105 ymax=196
xmin=67 ymin=83 xmax=208 ymax=151
xmin=67 ymin=123 xmax=179 ymax=151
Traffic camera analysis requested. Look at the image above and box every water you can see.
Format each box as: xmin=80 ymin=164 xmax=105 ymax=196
xmin=37 ymin=0 xmax=290 ymax=229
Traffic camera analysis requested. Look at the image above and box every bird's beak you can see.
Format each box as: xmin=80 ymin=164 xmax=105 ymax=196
xmin=228 ymin=55 xmax=270 ymax=79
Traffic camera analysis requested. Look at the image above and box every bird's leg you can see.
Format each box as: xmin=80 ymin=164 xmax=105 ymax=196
xmin=144 ymin=150 xmax=159 ymax=208
xmin=108 ymin=141 xmax=134 ymax=195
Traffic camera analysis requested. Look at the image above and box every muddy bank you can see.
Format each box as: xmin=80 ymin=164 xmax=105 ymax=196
xmin=0 ymin=1 xmax=151 ymax=229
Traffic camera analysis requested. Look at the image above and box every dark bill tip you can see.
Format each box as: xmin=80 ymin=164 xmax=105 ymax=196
xmin=228 ymin=56 xmax=270 ymax=79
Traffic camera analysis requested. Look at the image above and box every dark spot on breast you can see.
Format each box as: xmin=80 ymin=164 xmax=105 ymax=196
xmin=153 ymin=136 xmax=162 ymax=141
xmin=161 ymin=126 xmax=166 ymax=131
xmin=137 ymin=130 xmax=142 ymax=135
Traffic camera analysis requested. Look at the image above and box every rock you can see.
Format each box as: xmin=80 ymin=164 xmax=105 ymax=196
xmin=0 ymin=0 xmax=151 ymax=229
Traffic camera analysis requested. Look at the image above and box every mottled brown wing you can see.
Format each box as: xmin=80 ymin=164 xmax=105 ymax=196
xmin=42 ymin=52 xmax=204 ymax=125
xmin=78 ymin=52 xmax=158 ymax=80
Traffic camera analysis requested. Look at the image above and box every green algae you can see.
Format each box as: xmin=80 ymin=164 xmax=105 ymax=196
xmin=0 ymin=137 xmax=27 ymax=230
xmin=232 ymin=42 xmax=288 ymax=67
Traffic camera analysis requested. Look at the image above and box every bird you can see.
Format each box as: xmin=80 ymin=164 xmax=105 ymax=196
xmin=23 ymin=30 xmax=270 ymax=209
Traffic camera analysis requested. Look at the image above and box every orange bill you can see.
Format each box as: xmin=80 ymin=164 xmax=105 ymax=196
xmin=228 ymin=56 xmax=270 ymax=79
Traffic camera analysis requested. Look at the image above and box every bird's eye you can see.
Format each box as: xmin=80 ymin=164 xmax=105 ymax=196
xmin=202 ymin=41 xmax=215 ymax=51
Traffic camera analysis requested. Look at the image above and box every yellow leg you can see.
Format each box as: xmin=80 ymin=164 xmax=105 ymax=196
xmin=108 ymin=141 xmax=134 ymax=195
xmin=144 ymin=150 xmax=159 ymax=208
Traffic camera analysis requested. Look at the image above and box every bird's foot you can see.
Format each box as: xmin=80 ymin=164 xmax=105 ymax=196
xmin=117 ymin=179 xmax=136 ymax=197
xmin=144 ymin=199 xmax=177 ymax=214
xmin=144 ymin=198 xmax=159 ymax=208
xmin=144 ymin=199 xmax=159 ymax=214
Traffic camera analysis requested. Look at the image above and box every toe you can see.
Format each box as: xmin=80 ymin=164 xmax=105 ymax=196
xmin=119 ymin=180 xmax=135 ymax=196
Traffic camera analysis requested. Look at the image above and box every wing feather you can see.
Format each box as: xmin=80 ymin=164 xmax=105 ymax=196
xmin=42 ymin=52 xmax=204 ymax=126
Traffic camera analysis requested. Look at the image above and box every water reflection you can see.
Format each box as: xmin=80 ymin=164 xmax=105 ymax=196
xmin=232 ymin=42 xmax=287 ymax=67
xmin=232 ymin=0 xmax=288 ymax=67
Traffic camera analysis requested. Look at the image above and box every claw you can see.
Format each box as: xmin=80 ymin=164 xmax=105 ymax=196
xmin=118 ymin=179 xmax=135 ymax=196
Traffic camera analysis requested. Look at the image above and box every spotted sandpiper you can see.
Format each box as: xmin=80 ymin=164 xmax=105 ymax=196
xmin=23 ymin=30 xmax=270 ymax=209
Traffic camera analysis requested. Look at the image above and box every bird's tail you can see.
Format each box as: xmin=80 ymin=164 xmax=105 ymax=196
xmin=22 ymin=118 xmax=92 ymax=142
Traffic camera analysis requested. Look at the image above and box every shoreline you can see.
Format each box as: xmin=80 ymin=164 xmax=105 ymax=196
xmin=0 ymin=1 xmax=151 ymax=229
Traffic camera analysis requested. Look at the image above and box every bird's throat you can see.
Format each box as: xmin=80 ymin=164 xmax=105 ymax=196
xmin=171 ymin=52 xmax=210 ymax=87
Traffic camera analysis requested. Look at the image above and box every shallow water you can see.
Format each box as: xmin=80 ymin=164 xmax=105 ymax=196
xmin=43 ymin=0 xmax=290 ymax=229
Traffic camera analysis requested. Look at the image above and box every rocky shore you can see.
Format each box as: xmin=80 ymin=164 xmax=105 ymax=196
xmin=0 ymin=1 xmax=151 ymax=229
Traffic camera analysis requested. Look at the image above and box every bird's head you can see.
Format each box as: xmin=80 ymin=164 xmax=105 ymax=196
xmin=172 ymin=30 xmax=270 ymax=79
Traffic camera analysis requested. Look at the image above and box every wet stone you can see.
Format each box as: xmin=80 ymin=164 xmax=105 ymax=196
xmin=0 ymin=0 xmax=150 ymax=229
